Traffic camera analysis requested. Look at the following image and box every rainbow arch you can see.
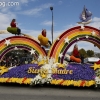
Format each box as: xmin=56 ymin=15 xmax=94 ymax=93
xmin=0 ymin=36 xmax=47 ymax=60
xmin=48 ymin=26 xmax=100 ymax=63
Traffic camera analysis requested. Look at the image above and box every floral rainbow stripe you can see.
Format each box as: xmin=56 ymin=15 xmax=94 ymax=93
xmin=48 ymin=26 xmax=100 ymax=63
xmin=0 ymin=36 xmax=47 ymax=59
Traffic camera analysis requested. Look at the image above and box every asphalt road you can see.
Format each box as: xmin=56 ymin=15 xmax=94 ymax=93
xmin=0 ymin=84 xmax=100 ymax=100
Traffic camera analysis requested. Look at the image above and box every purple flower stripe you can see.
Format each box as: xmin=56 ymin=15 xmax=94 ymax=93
xmin=0 ymin=64 xmax=39 ymax=78
xmin=52 ymin=63 xmax=95 ymax=80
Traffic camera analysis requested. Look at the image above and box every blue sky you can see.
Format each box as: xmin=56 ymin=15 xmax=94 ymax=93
xmin=0 ymin=0 xmax=100 ymax=52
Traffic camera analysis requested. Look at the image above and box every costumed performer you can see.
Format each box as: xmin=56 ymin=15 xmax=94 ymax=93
xmin=7 ymin=19 xmax=21 ymax=35
xmin=38 ymin=29 xmax=52 ymax=47
xmin=10 ymin=19 xmax=21 ymax=35
xmin=65 ymin=44 xmax=81 ymax=63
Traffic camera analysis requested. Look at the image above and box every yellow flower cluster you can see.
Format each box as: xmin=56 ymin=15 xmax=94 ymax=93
xmin=31 ymin=60 xmax=38 ymax=64
xmin=0 ymin=66 xmax=8 ymax=75
xmin=0 ymin=78 xmax=32 ymax=84
xmin=0 ymin=78 xmax=95 ymax=87
xmin=57 ymin=63 xmax=66 ymax=69
xmin=51 ymin=79 xmax=95 ymax=87
xmin=0 ymin=78 xmax=8 ymax=82
xmin=91 ymin=63 xmax=100 ymax=70
xmin=38 ymin=60 xmax=46 ymax=66
xmin=31 ymin=59 xmax=48 ymax=65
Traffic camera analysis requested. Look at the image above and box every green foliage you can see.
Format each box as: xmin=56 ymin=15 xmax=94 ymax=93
xmin=79 ymin=48 xmax=94 ymax=58
xmin=86 ymin=50 xmax=94 ymax=57
xmin=79 ymin=48 xmax=87 ymax=58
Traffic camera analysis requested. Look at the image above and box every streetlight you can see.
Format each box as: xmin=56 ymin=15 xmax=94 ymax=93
xmin=50 ymin=6 xmax=53 ymax=44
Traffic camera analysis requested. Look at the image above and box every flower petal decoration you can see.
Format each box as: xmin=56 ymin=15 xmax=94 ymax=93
xmin=91 ymin=31 xmax=96 ymax=36
xmin=57 ymin=63 xmax=66 ymax=69
xmin=14 ymin=46 xmax=18 ymax=50
xmin=59 ymin=53 xmax=63 ymax=58
xmin=91 ymin=63 xmax=100 ymax=70
xmin=31 ymin=60 xmax=38 ymax=64
xmin=85 ymin=35 xmax=89 ymax=38
xmin=30 ymin=49 xmax=35 ymax=55
xmin=77 ymin=37 xmax=79 ymax=40
xmin=80 ymin=25 xmax=85 ymax=30
xmin=5 ymin=39 xmax=11 ymax=46
xmin=64 ymin=37 xmax=69 ymax=44
xmin=0 ymin=66 xmax=9 ymax=75
xmin=38 ymin=60 xmax=46 ymax=66
xmin=57 ymin=38 xmax=60 ymax=41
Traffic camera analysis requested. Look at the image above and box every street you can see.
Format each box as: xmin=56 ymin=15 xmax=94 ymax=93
xmin=0 ymin=84 xmax=100 ymax=100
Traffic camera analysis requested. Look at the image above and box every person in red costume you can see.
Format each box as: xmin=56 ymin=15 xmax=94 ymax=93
xmin=64 ymin=44 xmax=82 ymax=63
xmin=72 ymin=44 xmax=80 ymax=58
xmin=42 ymin=29 xmax=46 ymax=37
xmin=10 ymin=19 xmax=21 ymax=35
xmin=42 ymin=29 xmax=52 ymax=46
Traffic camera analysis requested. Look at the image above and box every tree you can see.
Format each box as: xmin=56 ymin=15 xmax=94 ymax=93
xmin=87 ymin=50 xmax=94 ymax=57
xmin=79 ymin=48 xmax=87 ymax=58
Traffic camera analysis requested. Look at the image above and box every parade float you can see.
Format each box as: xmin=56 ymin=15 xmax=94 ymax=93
xmin=0 ymin=6 xmax=100 ymax=89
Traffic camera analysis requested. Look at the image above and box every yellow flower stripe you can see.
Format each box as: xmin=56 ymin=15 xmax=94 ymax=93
xmin=0 ymin=78 xmax=95 ymax=87
xmin=0 ymin=78 xmax=32 ymax=84
xmin=50 ymin=79 xmax=95 ymax=87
